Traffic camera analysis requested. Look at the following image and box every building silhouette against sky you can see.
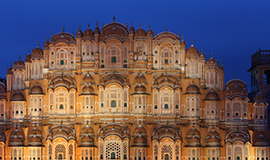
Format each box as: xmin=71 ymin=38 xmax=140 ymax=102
xmin=0 ymin=19 xmax=269 ymax=160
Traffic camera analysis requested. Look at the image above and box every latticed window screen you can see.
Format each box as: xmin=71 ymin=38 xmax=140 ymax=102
xmin=123 ymin=142 xmax=128 ymax=159
xmin=161 ymin=145 xmax=172 ymax=160
xmin=106 ymin=142 xmax=121 ymax=159
xmin=55 ymin=144 xmax=66 ymax=160
xmin=48 ymin=145 xmax=52 ymax=155
xmin=69 ymin=144 xmax=73 ymax=155
xmin=154 ymin=145 xmax=158 ymax=156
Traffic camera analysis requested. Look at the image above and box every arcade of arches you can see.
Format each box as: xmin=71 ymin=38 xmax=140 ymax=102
xmin=0 ymin=20 xmax=269 ymax=160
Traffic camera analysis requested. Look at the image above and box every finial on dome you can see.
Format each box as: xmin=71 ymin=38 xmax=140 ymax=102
xmin=139 ymin=22 xmax=141 ymax=28
xmin=177 ymin=31 xmax=179 ymax=37
xmin=211 ymin=52 xmax=213 ymax=58
xmin=235 ymin=74 xmax=237 ymax=79
xmin=149 ymin=23 xmax=151 ymax=29
xmin=220 ymin=60 xmax=222 ymax=66
xmin=182 ymin=35 xmax=184 ymax=42
xmin=37 ymin=41 xmax=39 ymax=47
xmin=165 ymin=26 xmax=167 ymax=33
xmin=51 ymin=32 xmax=53 ymax=37
xmin=201 ymin=48 xmax=203 ymax=53
xmin=113 ymin=15 xmax=115 ymax=22
xmin=79 ymin=24 xmax=81 ymax=30
xmin=101 ymin=22 xmax=104 ymax=29
xmin=72 ymin=31 xmax=74 ymax=36
xmin=96 ymin=21 xmax=98 ymax=27
xmin=62 ymin=25 xmax=65 ymax=32
xmin=155 ymin=31 xmax=156 ymax=36
xmin=46 ymin=37 xmax=49 ymax=41
xmin=88 ymin=23 xmax=90 ymax=28
xmin=10 ymin=63 xmax=12 ymax=68
xmin=131 ymin=21 xmax=133 ymax=26
xmin=28 ymin=48 xmax=30 ymax=54
xmin=19 ymin=55 xmax=21 ymax=60
xmin=126 ymin=22 xmax=128 ymax=28
xmin=191 ymin=39 xmax=193 ymax=46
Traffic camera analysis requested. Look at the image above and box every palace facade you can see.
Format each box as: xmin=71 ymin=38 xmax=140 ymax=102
xmin=0 ymin=19 xmax=269 ymax=160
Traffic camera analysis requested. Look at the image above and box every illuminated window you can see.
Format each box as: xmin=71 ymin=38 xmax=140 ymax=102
xmin=111 ymin=57 xmax=116 ymax=63
xmin=111 ymin=152 xmax=115 ymax=159
xmin=111 ymin=100 xmax=116 ymax=107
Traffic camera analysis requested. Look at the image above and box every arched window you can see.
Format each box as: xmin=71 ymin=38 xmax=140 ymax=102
xmin=155 ymin=105 xmax=158 ymax=109
xmin=111 ymin=152 xmax=115 ymax=159
xmin=60 ymin=104 xmax=64 ymax=109
xmin=237 ymin=156 xmax=240 ymax=160
xmin=100 ymin=154 xmax=103 ymax=159
xmin=155 ymin=156 xmax=157 ymax=160
xmin=101 ymin=103 xmax=104 ymax=107
xmin=90 ymin=157 xmax=92 ymax=160
xmin=165 ymin=154 xmax=169 ymax=160
xmin=165 ymin=59 xmax=169 ymax=64
xmin=86 ymin=157 xmax=88 ymax=160
xmin=176 ymin=105 xmax=179 ymax=109
xmin=111 ymin=100 xmax=116 ymax=107
xmin=139 ymin=157 xmax=141 ymax=160
xmin=124 ymin=155 xmax=127 ymax=159
xmin=164 ymin=104 xmax=169 ymax=109
xmin=58 ymin=154 xmax=63 ymax=160
xmin=111 ymin=57 xmax=117 ymax=63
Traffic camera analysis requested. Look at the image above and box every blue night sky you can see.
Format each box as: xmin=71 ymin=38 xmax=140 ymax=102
xmin=1 ymin=0 xmax=270 ymax=91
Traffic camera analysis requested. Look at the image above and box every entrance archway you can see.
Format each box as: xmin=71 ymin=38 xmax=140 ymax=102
xmin=58 ymin=154 xmax=63 ymax=160
xmin=165 ymin=154 xmax=169 ymax=160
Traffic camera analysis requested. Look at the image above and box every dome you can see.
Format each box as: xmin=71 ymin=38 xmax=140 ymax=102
xmin=31 ymin=84 xmax=43 ymax=94
xmin=81 ymin=85 xmax=95 ymax=94
xmin=76 ymin=26 xmax=83 ymax=38
xmin=159 ymin=77 xmax=174 ymax=85
xmin=13 ymin=59 xmax=25 ymax=69
xmin=135 ymin=28 xmax=146 ymax=37
xmin=11 ymin=91 xmax=25 ymax=101
xmin=133 ymin=134 xmax=148 ymax=145
xmin=25 ymin=53 xmax=31 ymax=62
xmin=95 ymin=26 xmax=100 ymax=34
xmin=7 ymin=66 xmax=13 ymax=74
xmin=207 ymin=128 xmax=220 ymax=137
xmin=254 ymin=133 xmax=270 ymax=147
xmin=186 ymin=45 xmax=199 ymax=58
xmin=134 ymin=73 xmax=147 ymax=84
xmin=129 ymin=25 xmax=135 ymax=34
xmin=28 ymin=136 xmax=42 ymax=146
xmin=32 ymin=46 xmax=43 ymax=55
xmin=82 ymin=73 xmax=95 ymax=82
xmin=187 ymin=126 xmax=200 ymax=136
xmin=147 ymin=27 xmax=153 ymax=37
xmin=186 ymin=83 xmax=200 ymax=94
xmin=43 ymin=39 xmax=50 ymax=49
xmin=81 ymin=135 xmax=94 ymax=143
xmin=205 ymin=57 xmax=218 ymax=68
xmin=199 ymin=53 xmax=205 ymax=60
xmin=231 ymin=85 xmax=242 ymax=95
xmin=187 ymin=135 xmax=200 ymax=143
xmin=54 ymin=78 xmax=70 ymax=87
xmin=134 ymin=84 xmax=147 ymax=92
xmin=83 ymin=25 xmax=94 ymax=38
xmin=205 ymin=90 xmax=219 ymax=100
